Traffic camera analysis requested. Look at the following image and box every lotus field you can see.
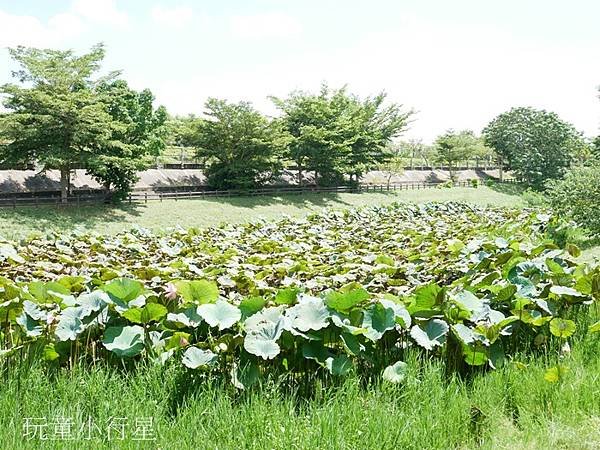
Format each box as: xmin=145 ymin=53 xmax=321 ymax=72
xmin=1 ymin=202 xmax=599 ymax=387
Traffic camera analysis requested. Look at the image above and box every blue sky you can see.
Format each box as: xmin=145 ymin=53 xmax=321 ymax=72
xmin=1 ymin=0 xmax=599 ymax=142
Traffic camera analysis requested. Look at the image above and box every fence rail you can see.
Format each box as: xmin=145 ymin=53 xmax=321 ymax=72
xmin=0 ymin=178 xmax=519 ymax=208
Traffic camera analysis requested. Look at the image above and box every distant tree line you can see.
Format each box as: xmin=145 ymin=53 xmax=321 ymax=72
xmin=0 ymin=43 xmax=598 ymax=202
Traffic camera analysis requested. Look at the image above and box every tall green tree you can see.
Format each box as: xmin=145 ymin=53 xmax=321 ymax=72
xmin=194 ymin=98 xmax=288 ymax=189
xmin=483 ymin=107 xmax=585 ymax=188
xmin=0 ymin=44 xmax=115 ymax=202
xmin=433 ymin=130 xmax=491 ymax=180
xmin=0 ymin=44 xmax=167 ymax=202
xmin=272 ymin=85 xmax=412 ymax=186
xmin=88 ymin=79 xmax=167 ymax=199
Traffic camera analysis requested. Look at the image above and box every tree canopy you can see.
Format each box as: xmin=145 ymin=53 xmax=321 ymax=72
xmin=0 ymin=44 xmax=166 ymax=201
xmin=193 ymin=98 xmax=289 ymax=190
xmin=272 ymin=85 xmax=413 ymax=186
xmin=483 ymin=107 xmax=585 ymax=189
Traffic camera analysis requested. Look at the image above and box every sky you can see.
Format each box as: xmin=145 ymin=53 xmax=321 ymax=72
xmin=0 ymin=0 xmax=599 ymax=143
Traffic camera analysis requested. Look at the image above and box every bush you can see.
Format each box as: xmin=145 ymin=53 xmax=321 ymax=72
xmin=521 ymin=188 xmax=549 ymax=207
xmin=470 ymin=178 xmax=479 ymax=188
xmin=546 ymin=164 xmax=600 ymax=234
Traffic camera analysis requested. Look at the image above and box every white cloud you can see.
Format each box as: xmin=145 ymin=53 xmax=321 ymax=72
xmin=230 ymin=12 xmax=302 ymax=39
xmin=0 ymin=10 xmax=84 ymax=47
xmin=151 ymin=5 xmax=194 ymax=27
xmin=71 ymin=0 xmax=128 ymax=27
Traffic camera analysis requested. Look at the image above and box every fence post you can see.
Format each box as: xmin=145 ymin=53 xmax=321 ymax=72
xmin=128 ymin=193 xmax=132 ymax=205
xmin=144 ymin=192 xmax=148 ymax=204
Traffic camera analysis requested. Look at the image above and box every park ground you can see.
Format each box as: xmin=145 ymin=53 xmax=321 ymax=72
xmin=0 ymin=184 xmax=599 ymax=449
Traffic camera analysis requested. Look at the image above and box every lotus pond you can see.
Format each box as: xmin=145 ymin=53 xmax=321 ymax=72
xmin=0 ymin=202 xmax=599 ymax=389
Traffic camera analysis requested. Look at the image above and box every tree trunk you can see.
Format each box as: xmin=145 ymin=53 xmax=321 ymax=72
xmin=297 ymin=165 xmax=303 ymax=187
xmin=60 ymin=167 xmax=70 ymax=204
xmin=498 ymin=157 xmax=504 ymax=182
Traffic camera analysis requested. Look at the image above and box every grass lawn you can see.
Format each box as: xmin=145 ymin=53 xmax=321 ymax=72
xmin=2 ymin=339 xmax=599 ymax=450
xmin=0 ymin=186 xmax=527 ymax=240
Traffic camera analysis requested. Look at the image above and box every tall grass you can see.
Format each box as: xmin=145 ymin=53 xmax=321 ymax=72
xmin=1 ymin=332 xmax=598 ymax=450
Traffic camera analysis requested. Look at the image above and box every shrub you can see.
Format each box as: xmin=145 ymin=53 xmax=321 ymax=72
xmin=521 ymin=188 xmax=549 ymax=207
xmin=546 ymin=164 xmax=600 ymax=234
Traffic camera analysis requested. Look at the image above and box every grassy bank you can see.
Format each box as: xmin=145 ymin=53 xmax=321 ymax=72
xmin=0 ymin=186 xmax=526 ymax=239
xmin=1 ymin=336 xmax=599 ymax=450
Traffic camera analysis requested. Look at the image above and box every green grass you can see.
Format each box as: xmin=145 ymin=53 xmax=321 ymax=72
xmin=1 ymin=336 xmax=599 ymax=450
xmin=0 ymin=186 xmax=526 ymax=240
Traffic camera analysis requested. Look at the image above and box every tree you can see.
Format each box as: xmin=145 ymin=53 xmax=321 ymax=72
xmin=0 ymin=44 xmax=115 ymax=202
xmin=433 ymin=130 xmax=489 ymax=181
xmin=483 ymin=107 xmax=585 ymax=189
xmin=166 ymin=114 xmax=203 ymax=148
xmin=379 ymin=143 xmax=405 ymax=188
xmin=194 ymin=98 xmax=288 ymax=189
xmin=87 ymin=79 xmax=167 ymax=200
xmin=546 ymin=162 xmax=600 ymax=234
xmin=272 ymin=84 xmax=412 ymax=186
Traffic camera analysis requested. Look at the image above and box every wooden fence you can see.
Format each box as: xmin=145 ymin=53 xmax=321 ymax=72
xmin=0 ymin=178 xmax=519 ymax=208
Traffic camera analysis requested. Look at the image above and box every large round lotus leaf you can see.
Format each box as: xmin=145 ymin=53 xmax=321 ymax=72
xmin=76 ymin=291 xmax=110 ymax=313
xmin=462 ymin=343 xmax=487 ymax=366
xmin=102 ymin=325 xmax=145 ymax=357
xmin=174 ymin=280 xmax=219 ymax=304
xmin=244 ymin=320 xmax=283 ymax=360
xmin=197 ymin=300 xmax=241 ymax=331
xmin=379 ymin=299 xmax=411 ymax=329
xmin=361 ymin=303 xmax=396 ymax=341
xmin=244 ymin=306 xmax=286 ymax=336
xmin=103 ymin=278 xmax=144 ymax=303
xmin=325 ymin=288 xmax=369 ymax=312
xmin=244 ymin=335 xmax=280 ymax=360
xmin=549 ymin=318 xmax=576 ymax=338
xmin=274 ymin=287 xmax=300 ymax=305
xmin=452 ymin=323 xmax=476 ymax=345
xmin=549 ymin=286 xmax=584 ymax=298
xmin=410 ymin=319 xmax=449 ymax=350
xmin=55 ymin=307 xmax=86 ymax=341
xmin=167 ymin=307 xmax=203 ymax=328
xmin=122 ymin=303 xmax=168 ymax=324
xmin=383 ymin=361 xmax=408 ymax=383
xmin=16 ymin=311 xmax=43 ymax=337
xmin=182 ymin=347 xmax=218 ymax=369
xmin=239 ymin=296 xmax=267 ymax=318
xmin=285 ymin=295 xmax=330 ymax=332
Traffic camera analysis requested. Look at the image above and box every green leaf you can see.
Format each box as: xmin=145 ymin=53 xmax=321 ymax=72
xmin=43 ymin=344 xmax=60 ymax=361
xmin=102 ymin=325 xmax=145 ymax=358
xmin=544 ymin=365 xmax=569 ymax=383
xmin=589 ymin=320 xmax=600 ymax=333
xmin=382 ymin=361 xmax=408 ymax=383
xmin=325 ymin=288 xmax=369 ymax=312
xmin=174 ymin=280 xmax=219 ymax=304
xmin=361 ymin=302 xmax=396 ymax=341
xmin=103 ymin=278 xmax=144 ymax=303
xmin=182 ymin=347 xmax=218 ymax=369
xmin=565 ymin=243 xmax=581 ymax=258
xmin=549 ymin=318 xmax=576 ymax=338
xmin=197 ymin=300 xmax=241 ymax=331
xmin=410 ymin=319 xmax=448 ymax=350
xmin=286 ymin=295 xmax=330 ymax=332
xmin=244 ymin=334 xmax=280 ymax=360
xmin=549 ymin=285 xmax=584 ymax=298
xmin=231 ymin=361 xmax=260 ymax=390
xmin=239 ymin=296 xmax=266 ymax=317
xmin=274 ymin=287 xmax=300 ymax=305
xmin=166 ymin=307 xmax=202 ymax=328
xmin=325 ymin=354 xmax=353 ymax=376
